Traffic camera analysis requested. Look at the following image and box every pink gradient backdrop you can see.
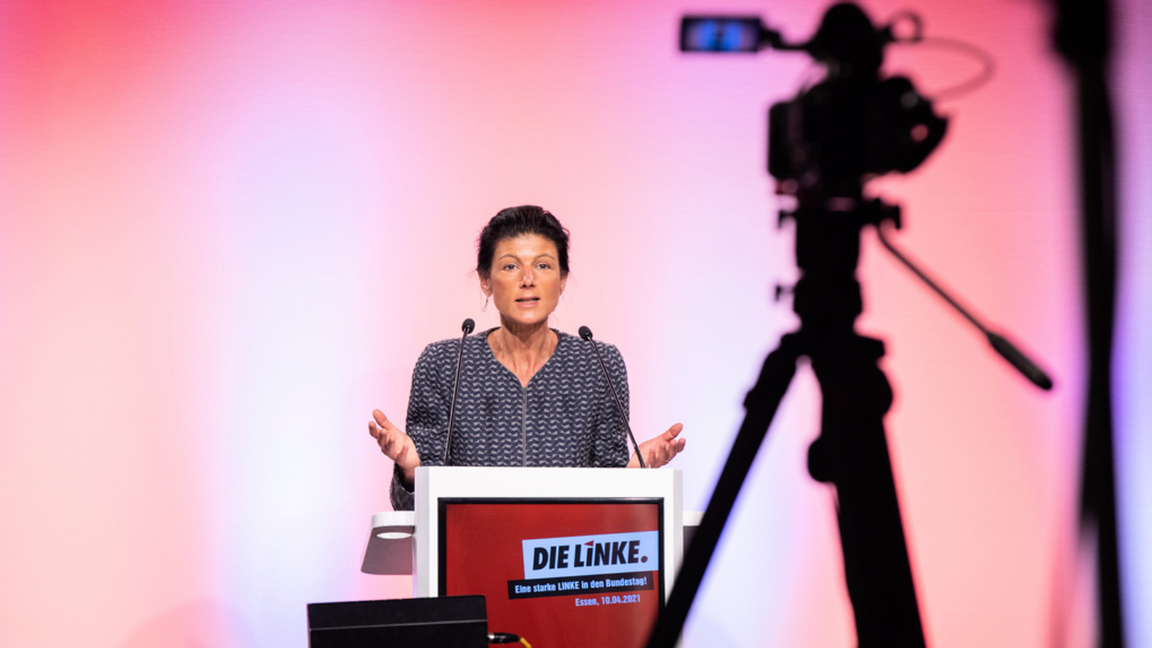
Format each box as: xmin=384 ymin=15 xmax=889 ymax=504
xmin=1 ymin=1 xmax=1147 ymax=647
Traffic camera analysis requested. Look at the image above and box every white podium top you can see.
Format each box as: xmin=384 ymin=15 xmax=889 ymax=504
xmin=362 ymin=467 xmax=702 ymax=576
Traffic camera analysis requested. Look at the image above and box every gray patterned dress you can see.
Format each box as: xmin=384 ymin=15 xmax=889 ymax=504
xmin=389 ymin=328 xmax=631 ymax=510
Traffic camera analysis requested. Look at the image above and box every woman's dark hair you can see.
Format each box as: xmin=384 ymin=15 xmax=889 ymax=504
xmin=476 ymin=205 xmax=571 ymax=279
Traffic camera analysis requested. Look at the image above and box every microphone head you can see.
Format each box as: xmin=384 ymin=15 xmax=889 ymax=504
xmin=578 ymin=326 xmax=593 ymax=341
xmin=462 ymin=318 xmax=475 ymax=334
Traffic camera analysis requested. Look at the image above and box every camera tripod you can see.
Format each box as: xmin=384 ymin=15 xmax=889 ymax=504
xmin=659 ymin=6 xmax=1053 ymax=644
xmin=647 ymin=195 xmax=926 ymax=648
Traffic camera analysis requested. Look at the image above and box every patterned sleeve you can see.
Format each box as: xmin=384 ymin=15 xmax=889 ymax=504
xmin=389 ymin=342 xmax=451 ymax=511
xmin=591 ymin=341 xmax=631 ymax=467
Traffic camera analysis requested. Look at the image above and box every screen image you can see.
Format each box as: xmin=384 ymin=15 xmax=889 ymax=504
xmin=439 ymin=499 xmax=664 ymax=648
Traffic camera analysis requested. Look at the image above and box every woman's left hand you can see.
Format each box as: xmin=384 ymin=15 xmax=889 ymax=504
xmin=628 ymin=423 xmax=686 ymax=468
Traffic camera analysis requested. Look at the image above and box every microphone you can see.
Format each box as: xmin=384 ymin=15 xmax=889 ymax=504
xmin=579 ymin=326 xmax=646 ymax=468
xmin=443 ymin=318 xmax=475 ymax=465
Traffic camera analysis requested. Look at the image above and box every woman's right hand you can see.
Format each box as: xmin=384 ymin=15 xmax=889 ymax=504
xmin=369 ymin=409 xmax=421 ymax=486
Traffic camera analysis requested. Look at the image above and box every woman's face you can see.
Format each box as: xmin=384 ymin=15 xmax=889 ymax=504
xmin=480 ymin=234 xmax=567 ymax=330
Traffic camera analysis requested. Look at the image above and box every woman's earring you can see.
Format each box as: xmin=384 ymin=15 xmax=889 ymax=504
xmin=483 ymin=295 xmax=490 ymax=312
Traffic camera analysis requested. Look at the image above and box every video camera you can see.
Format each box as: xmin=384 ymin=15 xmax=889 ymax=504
xmin=680 ymin=3 xmax=948 ymax=195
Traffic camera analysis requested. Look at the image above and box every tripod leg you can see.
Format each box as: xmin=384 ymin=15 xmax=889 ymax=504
xmin=645 ymin=333 xmax=804 ymax=648
xmin=809 ymin=335 xmax=926 ymax=648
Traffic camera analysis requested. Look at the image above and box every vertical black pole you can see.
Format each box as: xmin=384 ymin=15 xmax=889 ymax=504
xmin=1052 ymin=0 xmax=1124 ymax=645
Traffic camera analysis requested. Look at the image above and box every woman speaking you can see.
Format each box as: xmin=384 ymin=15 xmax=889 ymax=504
xmin=370 ymin=205 xmax=685 ymax=510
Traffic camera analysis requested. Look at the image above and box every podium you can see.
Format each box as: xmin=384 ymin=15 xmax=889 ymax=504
xmin=363 ymin=467 xmax=687 ymax=648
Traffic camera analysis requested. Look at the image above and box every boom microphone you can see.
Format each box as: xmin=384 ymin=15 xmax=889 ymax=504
xmin=443 ymin=318 xmax=475 ymax=465
xmin=578 ymin=326 xmax=646 ymax=468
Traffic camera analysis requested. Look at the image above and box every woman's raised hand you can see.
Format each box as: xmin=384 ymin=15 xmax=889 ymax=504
xmin=628 ymin=422 xmax=686 ymax=469
xmin=369 ymin=409 xmax=421 ymax=484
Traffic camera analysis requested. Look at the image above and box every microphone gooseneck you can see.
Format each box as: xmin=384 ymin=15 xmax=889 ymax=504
xmin=443 ymin=318 xmax=475 ymax=465
xmin=579 ymin=326 xmax=646 ymax=468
